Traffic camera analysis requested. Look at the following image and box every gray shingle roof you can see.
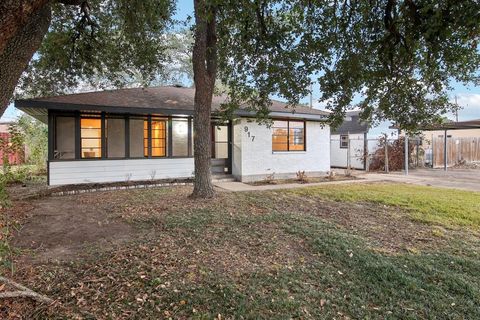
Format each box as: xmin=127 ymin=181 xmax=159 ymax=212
xmin=331 ymin=111 xmax=369 ymax=134
xmin=16 ymin=86 xmax=329 ymax=122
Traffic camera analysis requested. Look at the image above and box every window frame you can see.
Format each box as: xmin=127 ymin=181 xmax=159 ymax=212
xmin=272 ymin=119 xmax=306 ymax=152
xmin=49 ymin=111 xmax=199 ymax=161
xmin=171 ymin=118 xmax=190 ymax=157
xmin=80 ymin=115 xmax=103 ymax=159
xmin=148 ymin=116 xmax=168 ymax=158
xmin=105 ymin=115 xmax=127 ymax=159
xmin=340 ymin=134 xmax=349 ymax=149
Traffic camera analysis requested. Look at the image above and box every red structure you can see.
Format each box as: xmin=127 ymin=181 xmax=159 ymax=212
xmin=0 ymin=132 xmax=25 ymax=165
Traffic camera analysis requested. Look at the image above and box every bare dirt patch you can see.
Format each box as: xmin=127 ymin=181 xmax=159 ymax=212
xmin=11 ymin=194 xmax=145 ymax=264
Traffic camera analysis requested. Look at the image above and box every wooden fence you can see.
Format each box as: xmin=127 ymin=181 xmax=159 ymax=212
xmin=432 ymin=137 xmax=480 ymax=168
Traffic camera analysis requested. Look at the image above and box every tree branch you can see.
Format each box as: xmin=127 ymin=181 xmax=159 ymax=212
xmin=57 ymin=0 xmax=86 ymax=5
xmin=0 ymin=276 xmax=53 ymax=304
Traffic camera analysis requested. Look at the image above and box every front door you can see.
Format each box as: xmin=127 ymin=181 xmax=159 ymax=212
xmin=211 ymin=123 xmax=231 ymax=173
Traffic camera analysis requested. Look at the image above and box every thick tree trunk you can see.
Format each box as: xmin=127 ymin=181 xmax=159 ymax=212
xmin=0 ymin=2 xmax=51 ymax=115
xmin=191 ymin=0 xmax=217 ymax=198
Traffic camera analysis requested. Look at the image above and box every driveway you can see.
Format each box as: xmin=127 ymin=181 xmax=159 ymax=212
xmin=362 ymin=168 xmax=480 ymax=192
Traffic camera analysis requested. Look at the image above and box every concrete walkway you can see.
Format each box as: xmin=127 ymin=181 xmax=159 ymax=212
xmin=214 ymin=169 xmax=480 ymax=193
xmin=363 ymin=169 xmax=480 ymax=192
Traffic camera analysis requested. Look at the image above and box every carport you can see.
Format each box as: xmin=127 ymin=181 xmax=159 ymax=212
xmin=417 ymin=119 xmax=480 ymax=171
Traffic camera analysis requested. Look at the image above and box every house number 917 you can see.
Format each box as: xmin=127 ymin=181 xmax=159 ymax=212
xmin=244 ymin=126 xmax=255 ymax=142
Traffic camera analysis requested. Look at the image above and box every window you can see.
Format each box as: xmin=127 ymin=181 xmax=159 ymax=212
xmin=340 ymin=134 xmax=349 ymax=149
xmin=129 ymin=118 xmax=144 ymax=157
xmin=212 ymin=125 xmax=228 ymax=158
xmin=150 ymin=118 xmax=167 ymax=157
xmin=51 ymin=113 xmax=196 ymax=160
xmin=54 ymin=116 xmax=75 ymax=159
xmin=172 ymin=119 xmax=189 ymax=156
xmin=80 ymin=118 xmax=102 ymax=158
xmin=272 ymin=120 xmax=305 ymax=151
xmin=106 ymin=117 xmax=125 ymax=158
xmin=144 ymin=119 xmax=149 ymax=157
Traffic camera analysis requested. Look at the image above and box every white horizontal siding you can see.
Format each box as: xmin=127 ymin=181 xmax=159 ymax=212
xmin=49 ymin=158 xmax=194 ymax=185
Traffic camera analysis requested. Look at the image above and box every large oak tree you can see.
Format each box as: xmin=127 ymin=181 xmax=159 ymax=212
xmin=191 ymin=0 xmax=479 ymax=196
xmin=1 ymin=0 xmax=479 ymax=198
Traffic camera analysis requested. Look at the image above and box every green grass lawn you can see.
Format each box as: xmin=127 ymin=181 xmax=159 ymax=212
xmin=4 ymin=182 xmax=480 ymax=319
xmin=289 ymin=182 xmax=480 ymax=228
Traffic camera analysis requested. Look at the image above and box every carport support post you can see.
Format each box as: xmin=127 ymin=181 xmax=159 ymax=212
xmin=404 ymin=134 xmax=409 ymax=175
xmin=444 ymin=129 xmax=448 ymax=171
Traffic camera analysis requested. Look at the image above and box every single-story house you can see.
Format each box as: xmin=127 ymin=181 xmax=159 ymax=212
xmin=330 ymin=111 xmax=369 ymax=170
xmin=15 ymin=86 xmax=331 ymax=185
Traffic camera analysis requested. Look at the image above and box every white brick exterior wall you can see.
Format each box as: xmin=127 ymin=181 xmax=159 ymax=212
xmin=232 ymin=119 xmax=330 ymax=182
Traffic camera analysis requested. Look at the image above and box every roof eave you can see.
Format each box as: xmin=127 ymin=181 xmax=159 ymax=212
xmin=234 ymin=110 xmax=329 ymax=121
xmin=15 ymin=99 xmax=329 ymax=122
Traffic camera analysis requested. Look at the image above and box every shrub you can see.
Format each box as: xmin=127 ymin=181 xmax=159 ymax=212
xmin=369 ymin=136 xmax=414 ymax=171
xmin=296 ymin=170 xmax=308 ymax=183
xmin=263 ymin=172 xmax=276 ymax=184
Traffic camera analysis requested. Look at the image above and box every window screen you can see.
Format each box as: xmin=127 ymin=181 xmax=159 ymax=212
xmin=54 ymin=116 xmax=75 ymax=159
xmin=172 ymin=119 xmax=189 ymax=156
xmin=129 ymin=118 xmax=144 ymax=157
xmin=106 ymin=118 xmax=125 ymax=158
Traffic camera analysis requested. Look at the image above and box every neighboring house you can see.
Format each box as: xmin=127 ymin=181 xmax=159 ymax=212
xmin=330 ymin=111 xmax=369 ymax=170
xmin=0 ymin=121 xmax=25 ymax=165
xmin=15 ymin=86 xmax=330 ymax=185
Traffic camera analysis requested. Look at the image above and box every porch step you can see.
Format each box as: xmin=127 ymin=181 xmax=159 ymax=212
xmin=212 ymin=174 xmax=236 ymax=183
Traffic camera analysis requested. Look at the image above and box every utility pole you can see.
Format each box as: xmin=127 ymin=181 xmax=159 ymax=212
xmin=309 ymin=83 xmax=313 ymax=108
xmin=455 ymin=95 xmax=459 ymax=122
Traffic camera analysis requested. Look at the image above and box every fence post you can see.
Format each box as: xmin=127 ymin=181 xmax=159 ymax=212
xmin=346 ymin=133 xmax=351 ymax=175
xmin=444 ymin=129 xmax=448 ymax=171
xmin=416 ymin=139 xmax=420 ymax=167
xmin=365 ymin=134 xmax=370 ymax=172
xmin=404 ymin=134 xmax=409 ymax=175
xmin=384 ymin=134 xmax=389 ymax=173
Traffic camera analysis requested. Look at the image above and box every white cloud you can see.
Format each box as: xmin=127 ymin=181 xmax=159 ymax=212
xmin=448 ymin=93 xmax=480 ymax=121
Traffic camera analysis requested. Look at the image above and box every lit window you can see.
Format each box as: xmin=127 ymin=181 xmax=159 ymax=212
xmin=272 ymin=120 xmax=305 ymax=151
xmin=340 ymin=134 xmax=349 ymax=149
xmin=144 ymin=120 xmax=149 ymax=157
xmin=142 ymin=118 xmax=167 ymax=157
xmin=81 ymin=118 xmax=102 ymax=158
